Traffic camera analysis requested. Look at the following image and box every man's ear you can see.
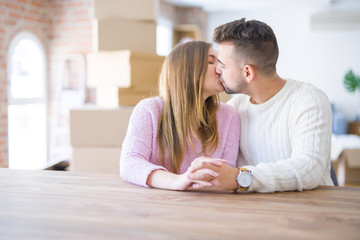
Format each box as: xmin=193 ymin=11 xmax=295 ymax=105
xmin=243 ymin=65 xmax=255 ymax=83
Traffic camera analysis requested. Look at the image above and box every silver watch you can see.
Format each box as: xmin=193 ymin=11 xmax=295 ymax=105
xmin=236 ymin=168 xmax=253 ymax=190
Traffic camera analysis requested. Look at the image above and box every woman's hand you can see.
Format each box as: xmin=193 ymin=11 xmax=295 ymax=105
xmin=172 ymin=172 xmax=195 ymax=190
xmin=187 ymin=156 xmax=239 ymax=191
xmin=147 ymin=166 xmax=220 ymax=191
xmin=146 ymin=169 xmax=208 ymax=191
xmin=172 ymin=166 xmax=221 ymax=190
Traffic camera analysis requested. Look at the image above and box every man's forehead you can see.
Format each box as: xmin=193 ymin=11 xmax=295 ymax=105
xmin=218 ymin=43 xmax=234 ymax=54
xmin=217 ymin=49 xmax=228 ymax=66
xmin=218 ymin=44 xmax=236 ymax=65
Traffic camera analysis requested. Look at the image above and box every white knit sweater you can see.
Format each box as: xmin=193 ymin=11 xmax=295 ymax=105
xmin=228 ymin=79 xmax=334 ymax=193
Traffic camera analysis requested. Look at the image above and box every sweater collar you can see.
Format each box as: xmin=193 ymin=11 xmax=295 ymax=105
xmin=247 ymin=79 xmax=293 ymax=111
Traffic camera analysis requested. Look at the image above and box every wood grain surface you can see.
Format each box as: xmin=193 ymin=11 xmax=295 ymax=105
xmin=0 ymin=168 xmax=359 ymax=240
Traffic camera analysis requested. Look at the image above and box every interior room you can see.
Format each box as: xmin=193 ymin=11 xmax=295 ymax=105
xmin=1 ymin=0 xmax=360 ymax=185
xmin=1 ymin=0 xmax=360 ymax=238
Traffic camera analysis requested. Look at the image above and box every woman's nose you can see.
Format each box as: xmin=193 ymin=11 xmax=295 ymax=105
xmin=216 ymin=64 xmax=221 ymax=74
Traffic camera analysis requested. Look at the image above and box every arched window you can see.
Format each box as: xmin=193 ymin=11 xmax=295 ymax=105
xmin=7 ymin=31 xmax=47 ymax=170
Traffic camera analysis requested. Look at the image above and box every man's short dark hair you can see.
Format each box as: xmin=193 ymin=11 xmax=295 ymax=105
xmin=213 ymin=18 xmax=279 ymax=76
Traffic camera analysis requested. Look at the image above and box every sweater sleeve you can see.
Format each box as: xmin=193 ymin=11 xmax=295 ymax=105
xmin=244 ymin=90 xmax=333 ymax=193
xmin=120 ymin=99 xmax=168 ymax=187
xmin=220 ymin=106 xmax=241 ymax=168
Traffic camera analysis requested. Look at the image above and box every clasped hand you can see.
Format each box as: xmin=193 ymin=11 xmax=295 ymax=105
xmin=185 ymin=156 xmax=239 ymax=191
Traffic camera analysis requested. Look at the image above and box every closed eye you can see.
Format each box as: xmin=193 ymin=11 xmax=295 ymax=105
xmin=208 ymin=54 xmax=216 ymax=65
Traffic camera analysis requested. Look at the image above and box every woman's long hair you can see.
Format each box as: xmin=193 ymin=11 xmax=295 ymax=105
xmin=158 ymin=41 xmax=220 ymax=174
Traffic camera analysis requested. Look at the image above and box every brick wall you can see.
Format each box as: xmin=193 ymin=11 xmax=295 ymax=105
xmin=0 ymin=0 xmax=93 ymax=168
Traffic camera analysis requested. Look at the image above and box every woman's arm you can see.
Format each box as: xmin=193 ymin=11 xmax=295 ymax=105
xmin=147 ymin=167 xmax=218 ymax=190
xmin=147 ymin=170 xmax=193 ymax=190
xmin=120 ymin=99 xmax=168 ymax=187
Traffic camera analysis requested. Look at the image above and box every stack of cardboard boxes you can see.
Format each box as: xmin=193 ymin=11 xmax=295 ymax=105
xmin=89 ymin=0 xmax=164 ymax=107
xmin=87 ymin=50 xmax=164 ymax=107
xmin=70 ymin=0 xmax=164 ymax=174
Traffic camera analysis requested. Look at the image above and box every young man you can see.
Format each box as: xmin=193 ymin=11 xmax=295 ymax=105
xmin=187 ymin=18 xmax=334 ymax=193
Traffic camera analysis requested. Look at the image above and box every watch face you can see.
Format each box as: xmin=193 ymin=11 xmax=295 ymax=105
xmin=238 ymin=172 xmax=253 ymax=188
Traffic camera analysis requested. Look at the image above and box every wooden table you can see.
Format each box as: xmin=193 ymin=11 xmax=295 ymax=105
xmin=0 ymin=168 xmax=359 ymax=240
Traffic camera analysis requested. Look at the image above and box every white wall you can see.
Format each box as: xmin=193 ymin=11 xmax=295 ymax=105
xmin=207 ymin=5 xmax=360 ymax=121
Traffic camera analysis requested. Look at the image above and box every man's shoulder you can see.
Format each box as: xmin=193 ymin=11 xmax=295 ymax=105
xmin=288 ymin=79 xmax=329 ymax=103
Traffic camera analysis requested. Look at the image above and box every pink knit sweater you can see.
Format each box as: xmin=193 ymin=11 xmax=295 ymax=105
xmin=120 ymin=97 xmax=241 ymax=187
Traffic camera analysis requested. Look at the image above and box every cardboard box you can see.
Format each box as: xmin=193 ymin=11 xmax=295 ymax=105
xmin=95 ymin=85 xmax=158 ymax=108
xmin=93 ymin=0 xmax=159 ymax=21
xmin=70 ymin=107 xmax=134 ymax=147
xmin=348 ymin=122 xmax=360 ymax=136
xmin=336 ymin=149 xmax=360 ymax=186
xmin=118 ymin=87 xmax=158 ymax=106
xmin=87 ymin=50 xmax=164 ymax=88
xmin=95 ymin=19 xmax=157 ymax=52
xmin=71 ymin=147 xmax=121 ymax=174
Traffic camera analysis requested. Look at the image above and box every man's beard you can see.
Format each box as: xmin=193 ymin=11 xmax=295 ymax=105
xmin=220 ymin=75 xmax=247 ymax=94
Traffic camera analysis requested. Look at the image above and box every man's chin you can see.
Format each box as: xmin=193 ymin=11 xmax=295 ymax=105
xmin=220 ymin=81 xmax=233 ymax=94
xmin=224 ymin=88 xmax=236 ymax=94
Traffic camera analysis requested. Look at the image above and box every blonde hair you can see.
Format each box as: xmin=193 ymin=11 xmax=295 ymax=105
xmin=158 ymin=41 xmax=220 ymax=174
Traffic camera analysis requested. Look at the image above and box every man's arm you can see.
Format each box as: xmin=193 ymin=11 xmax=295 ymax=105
xmin=243 ymin=89 xmax=333 ymax=192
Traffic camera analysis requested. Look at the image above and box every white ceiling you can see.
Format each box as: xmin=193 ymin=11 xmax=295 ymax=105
xmin=163 ymin=0 xmax=360 ymax=12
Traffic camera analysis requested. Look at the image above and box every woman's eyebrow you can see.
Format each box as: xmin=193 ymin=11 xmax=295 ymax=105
xmin=208 ymin=54 xmax=216 ymax=60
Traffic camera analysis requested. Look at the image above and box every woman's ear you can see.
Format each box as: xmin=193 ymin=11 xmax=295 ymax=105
xmin=243 ymin=65 xmax=255 ymax=83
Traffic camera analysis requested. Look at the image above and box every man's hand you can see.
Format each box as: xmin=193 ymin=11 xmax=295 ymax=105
xmin=187 ymin=157 xmax=240 ymax=191
xmin=173 ymin=169 xmax=216 ymax=190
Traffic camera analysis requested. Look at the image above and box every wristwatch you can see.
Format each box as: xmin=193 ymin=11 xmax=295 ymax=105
xmin=236 ymin=167 xmax=253 ymax=191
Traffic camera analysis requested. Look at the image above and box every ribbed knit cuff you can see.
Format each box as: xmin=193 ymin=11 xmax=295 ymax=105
xmin=243 ymin=163 xmax=276 ymax=193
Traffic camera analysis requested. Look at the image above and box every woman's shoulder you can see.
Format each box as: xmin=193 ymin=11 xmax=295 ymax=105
xmin=134 ymin=97 xmax=163 ymax=113
xmin=218 ymin=102 xmax=239 ymax=115
xmin=128 ymin=97 xmax=163 ymax=129
xmin=137 ymin=96 xmax=162 ymax=106
xmin=217 ymin=102 xmax=240 ymax=122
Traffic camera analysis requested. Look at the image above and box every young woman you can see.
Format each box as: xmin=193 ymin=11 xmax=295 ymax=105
xmin=120 ymin=41 xmax=240 ymax=190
